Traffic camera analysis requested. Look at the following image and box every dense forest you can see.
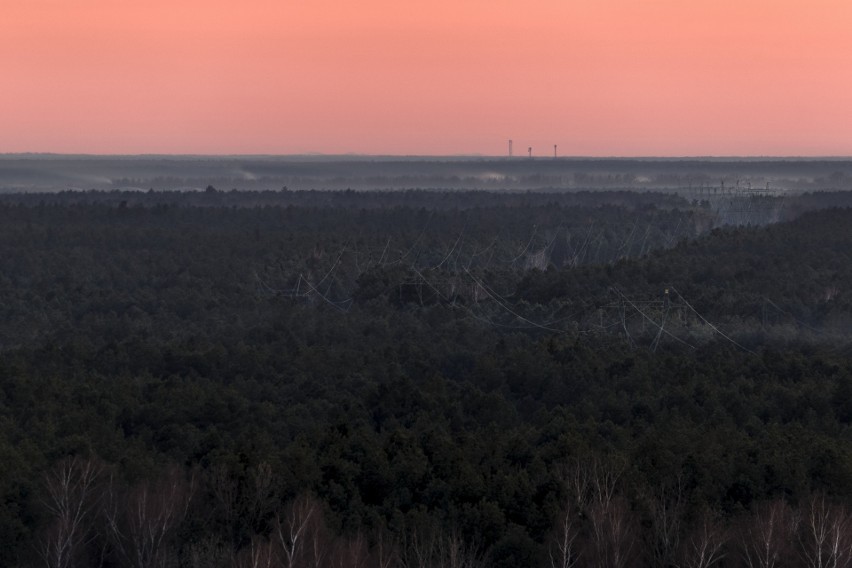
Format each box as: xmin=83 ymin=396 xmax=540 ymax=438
xmin=1 ymin=188 xmax=852 ymax=567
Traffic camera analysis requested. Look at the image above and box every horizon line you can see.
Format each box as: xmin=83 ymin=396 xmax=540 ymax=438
xmin=3 ymin=152 xmax=852 ymax=161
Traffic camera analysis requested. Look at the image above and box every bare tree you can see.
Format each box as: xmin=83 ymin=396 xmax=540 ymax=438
xmin=38 ymin=456 xmax=103 ymax=568
xmin=330 ymin=532 xmax=369 ymax=568
xmin=247 ymin=463 xmax=278 ymax=532
xmin=798 ymin=493 xmax=852 ymax=568
xmin=400 ymin=522 xmax=438 ymax=568
xmin=588 ymin=495 xmax=636 ymax=568
xmin=306 ymin=515 xmax=331 ymax=568
xmin=208 ymin=464 xmax=239 ymax=540
xmin=548 ymin=456 xmax=591 ymax=568
xmin=555 ymin=457 xmax=591 ymax=520
xmin=548 ymin=503 xmax=580 ymax=568
xmin=399 ymin=521 xmax=482 ymax=568
xmin=553 ymin=455 xmax=633 ymax=568
xmin=677 ymin=511 xmax=727 ymax=568
xmin=647 ymin=477 xmax=684 ymax=568
xmin=272 ymin=494 xmax=325 ymax=568
xmin=104 ymin=465 xmax=197 ymax=568
xmin=373 ymin=526 xmax=401 ymax=568
xmin=440 ymin=528 xmax=482 ymax=568
xmin=234 ymin=536 xmax=275 ymax=568
xmin=571 ymin=455 xmax=635 ymax=568
xmin=739 ymin=499 xmax=796 ymax=568
xmin=590 ymin=457 xmax=624 ymax=510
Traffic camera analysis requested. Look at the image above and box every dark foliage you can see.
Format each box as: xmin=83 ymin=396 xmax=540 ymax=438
xmin=1 ymin=190 xmax=852 ymax=566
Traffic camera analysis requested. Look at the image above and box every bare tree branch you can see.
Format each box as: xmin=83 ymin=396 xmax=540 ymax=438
xmin=38 ymin=456 xmax=103 ymax=568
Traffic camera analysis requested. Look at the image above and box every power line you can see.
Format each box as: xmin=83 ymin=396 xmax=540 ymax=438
xmin=669 ymin=287 xmax=755 ymax=355
xmin=610 ymin=288 xmax=694 ymax=350
xmin=463 ymin=267 xmax=568 ymax=333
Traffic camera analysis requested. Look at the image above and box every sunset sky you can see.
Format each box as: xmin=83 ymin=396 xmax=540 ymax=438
xmin=2 ymin=0 xmax=851 ymax=156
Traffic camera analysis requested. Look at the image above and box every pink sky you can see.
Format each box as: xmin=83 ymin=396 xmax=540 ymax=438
xmin=2 ymin=0 xmax=851 ymax=156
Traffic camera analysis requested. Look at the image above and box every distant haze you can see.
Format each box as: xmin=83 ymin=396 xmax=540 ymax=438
xmin=2 ymin=156 xmax=851 ymax=193
xmin=2 ymin=0 xmax=852 ymax=156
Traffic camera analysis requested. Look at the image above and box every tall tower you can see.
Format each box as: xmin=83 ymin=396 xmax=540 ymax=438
xmin=554 ymin=145 xmax=557 ymax=158
xmin=528 ymin=147 xmax=532 ymax=158
xmin=509 ymin=139 xmax=513 ymax=157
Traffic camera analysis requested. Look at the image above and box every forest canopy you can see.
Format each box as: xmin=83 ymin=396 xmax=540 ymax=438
xmin=1 ymin=188 xmax=851 ymax=567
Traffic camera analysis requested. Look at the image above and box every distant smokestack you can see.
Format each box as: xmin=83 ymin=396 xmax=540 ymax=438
xmin=528 ymin=147 xmax=532 ymax=158
xmin=509 ymin=139 xmax=513 ymax=157
xmin=554 ymin=144 xmax=557 ymax=158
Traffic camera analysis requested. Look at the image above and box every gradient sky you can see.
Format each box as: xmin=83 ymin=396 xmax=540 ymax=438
xmin=2 ymin=0 xmax=851 ymax=156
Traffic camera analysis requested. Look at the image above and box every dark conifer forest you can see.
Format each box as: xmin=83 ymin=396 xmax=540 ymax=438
xmin=2 ymin=187 xmax=852 ymax=567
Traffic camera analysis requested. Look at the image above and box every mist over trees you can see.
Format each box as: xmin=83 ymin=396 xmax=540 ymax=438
xmin=3 ymin=155 xmax=852 ymax=193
